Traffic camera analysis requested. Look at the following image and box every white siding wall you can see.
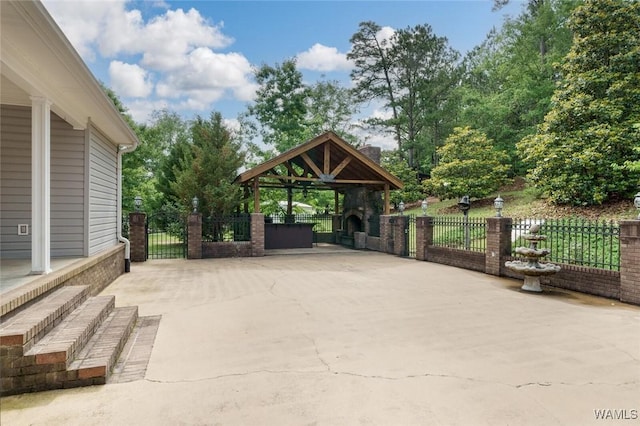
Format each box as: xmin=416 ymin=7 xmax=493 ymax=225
xmin=0 ymin=105 xmax=86 ymax=259
xmin=51 ymin=114 xmax=85 ymax=256
xmin=0 ymin=105 xmax=32 ymax=258
xmin=88 ymin=126 xmax=118 ymax=256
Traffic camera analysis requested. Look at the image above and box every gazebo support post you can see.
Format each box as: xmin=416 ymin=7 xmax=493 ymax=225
xmin=253 ymin=179 xmax=260 ymax=213
xmin=384 ymin=184 xmax=390 ymax=215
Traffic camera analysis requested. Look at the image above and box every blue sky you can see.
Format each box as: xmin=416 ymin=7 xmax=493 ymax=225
xmin=42 ymin=0 xmax=524 ymax=147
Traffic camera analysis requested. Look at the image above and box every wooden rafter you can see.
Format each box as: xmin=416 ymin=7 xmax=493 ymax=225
xmin=300 ymin=152 xmax=323 ymax=177
xmin=330 ymin=156 xmax=351 ymax=177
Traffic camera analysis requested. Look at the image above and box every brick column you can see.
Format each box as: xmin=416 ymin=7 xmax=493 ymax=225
xmin=187 ymin=213 xmax=202 ymax=259
xmin=393 ymin=215 xmax=409 ymax=256
xmin=129 ymin=212 xmax=146 ymax=262
xmin=619 ymin=220 xmax=640 ymax=305
xmin=251 ymin=213 xmax=265 ymax=257
xmin=380 ymin=215 xmax=393 ymax=254
xmin=485 ymin=217 xmax=512 ymax=276
xmin=415 ymin=216 xmax=434 ymax=261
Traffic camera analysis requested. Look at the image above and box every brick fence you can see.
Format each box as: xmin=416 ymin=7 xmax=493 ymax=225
xmin=379 ymin=215 xmax=639 ymax=305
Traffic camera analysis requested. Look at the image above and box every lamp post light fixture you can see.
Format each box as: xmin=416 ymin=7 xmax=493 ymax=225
xmin=458 ymin=195 xmax=471 ymax=250
xmin=421 ymin=199 xmax=428 ymax=216
xmin=634 ymin=192 xmax=640 ymax=219
xmin=192 ymin=196 xmax=199 ymax=213
xmin=494 ymin=195 xmax=504 ymax=218
xmin=134 ymin=195 xmax=142 ymax=212
xmin=398 ymin=201 xmax=405 ymax=215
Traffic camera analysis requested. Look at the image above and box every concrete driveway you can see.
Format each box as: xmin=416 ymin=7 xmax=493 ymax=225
xmin=2 ymin=248 xmax=639 ymax=425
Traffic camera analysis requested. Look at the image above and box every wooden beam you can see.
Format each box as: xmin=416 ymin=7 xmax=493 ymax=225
xmin=300 ymin=152 xmax=323 ymax=177
xmin=253 ymin=179 xmax=260 ymax=213
xmin=330 ymin=156 xmax=351 ymax=177
xmin=323 ymin=143 xmax=330 ymax=174
xmin=384 ymin=184 xmax=390 ymax=215
xmin=284 ymin=161 xmax=301 ymax=177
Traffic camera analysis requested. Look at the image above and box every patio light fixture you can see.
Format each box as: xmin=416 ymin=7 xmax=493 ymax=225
xmin=192 ymin=196 xmax=199 ymax=213
xmin=421 ymin=199 xmax=428 ymax=216
xmin=635 ymin=192 xmax=640 ymax=219
xmin=399 ymin=201 xmax=405 ymax=215
xmin=494 ymin=195 xmax=504 ymax=217
xmin=134 ymin=195 xmax=142 ymax=211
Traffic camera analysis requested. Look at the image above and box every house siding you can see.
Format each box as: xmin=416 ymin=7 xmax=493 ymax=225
xmin=0 ymin=105 xmax=32 ymax=258
xmin=51 ymin=114 xmax=85 ymax=257
xmin=88 ymin=125 xmax=118 ymax=256
xmin=0 ymin=105 xmax=87 ymax=259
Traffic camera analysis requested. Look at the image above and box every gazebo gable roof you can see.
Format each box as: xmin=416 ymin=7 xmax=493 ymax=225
xmin=235 ymin=131 xmax=403 ymax=191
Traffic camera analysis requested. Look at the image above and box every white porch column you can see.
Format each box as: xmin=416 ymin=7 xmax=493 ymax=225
xmin=31 ymin=96 xmax=52 ymax=274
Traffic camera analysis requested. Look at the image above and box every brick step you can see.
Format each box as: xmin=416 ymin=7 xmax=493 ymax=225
xmin=0 ymin=285 xmax=90 ymax=351
xmin=68 ymin=306 xmax=138 ymax=384
xmin=24 ymin=295 xmax=115 ymax=369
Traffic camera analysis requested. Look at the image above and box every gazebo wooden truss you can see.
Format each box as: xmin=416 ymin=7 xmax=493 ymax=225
xmin=234 ymin=131 xmax=403 ymax=215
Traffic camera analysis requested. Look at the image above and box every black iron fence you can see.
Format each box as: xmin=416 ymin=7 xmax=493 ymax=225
xmin=203 ymin=214 xmax=251 ymax=242
xmin=146 ymin=212 xmax=187 ymax=259
xmin=407 ymin=215 xmax=416 ymax=258
xmin=510 ymin=218 xmax=620 ymax=271
xmin=431 ymin=216 xmax=487 ymax=253
xmin=267 ymin=213 xmax=333 ymax=233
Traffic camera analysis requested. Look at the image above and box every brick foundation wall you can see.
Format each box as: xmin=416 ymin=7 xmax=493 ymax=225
xmin=393 ymin=216 xmax=408 ymax=256
xmin=427 ymin=247 xmax=486 ymax=272
xmin=64 ymin=245 xmax=125 ymax=295
xmin=129 ymin=212 xmax=146 ymax=262
xmin=619 ymin=220 xmax=640 ymax=304
xmin=251 ymin=213 xmax=265 ymax=257
xmin=380 ymin=216 xmax=394 ymax=254
xmin=203 ymin=242 xmax=252 ymax=258
xmin=187 ymin=213 xmax=202 ymax=259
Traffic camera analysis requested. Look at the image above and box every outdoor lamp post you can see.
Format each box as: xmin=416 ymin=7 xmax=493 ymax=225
xmin=192 ymin=196 xmax=199 ymax=213
xmin=458 ymin=195 xmax=471 ymax=250
xmin=134 ymin=195 xmax=142 ymax=212
xmin=494 ymin=195 xmax=504 ymax=218
xmin=634 ymin=192 xmax=640 ymax=219
xmin=421 ymin=199 xmax=428 ymax=216
xmin=399 ymin=201 xmax=405 ymax=215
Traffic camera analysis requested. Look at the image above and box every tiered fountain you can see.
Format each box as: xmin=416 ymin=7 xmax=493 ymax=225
xmin=505 ymin=223 xmax=561 ymax=292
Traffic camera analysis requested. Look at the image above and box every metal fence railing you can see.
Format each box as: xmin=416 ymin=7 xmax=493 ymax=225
xmin=431 ymin=216 xmax=487 ymax=252
xmin=202 ymin=214 xmax=251 ymax=242
xmin=510 ymin=218 xmax=620 ymax=271
xmin=407 ymin=215 xmax=416 ymax=258
xmin=267 ymin=213 xmax=333 ymax=233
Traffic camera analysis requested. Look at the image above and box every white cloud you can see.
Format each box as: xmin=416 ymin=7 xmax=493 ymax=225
xmin=377 ymin=26 xmax=396 ymax=46
xmin=43 ymin=0 xmax=255 ymax=117
xmin=109 ymin=61 xmax=153 ymax=98
xmin=155 ymin=48 xmax=256 ymax=104
xmin=296 ymin=43 xmax=352 ymax=72
xmin=126 ymin=99 xmax=171 ymax=124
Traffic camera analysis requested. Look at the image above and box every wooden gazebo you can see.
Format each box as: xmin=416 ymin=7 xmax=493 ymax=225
xmin=234 ymin=131 xmax=403 ymax=215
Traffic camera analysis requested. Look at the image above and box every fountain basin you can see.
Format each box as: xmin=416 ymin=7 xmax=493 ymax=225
xmin=505 ymin=260 xmax=561 ymax=292
xmin=515 ymin=247 xmax=550 ymax=257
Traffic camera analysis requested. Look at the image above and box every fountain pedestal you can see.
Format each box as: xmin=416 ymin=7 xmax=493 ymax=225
xmin=505 ymin=225 xmax=560 ymax=292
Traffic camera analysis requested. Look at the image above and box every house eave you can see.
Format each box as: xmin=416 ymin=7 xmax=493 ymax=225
xmin=0 ymin=0 xmax=138 ymax=148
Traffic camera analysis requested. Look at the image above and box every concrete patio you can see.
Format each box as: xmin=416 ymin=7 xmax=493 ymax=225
xmin=1 ymin=248 xmax=639 ymax=425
